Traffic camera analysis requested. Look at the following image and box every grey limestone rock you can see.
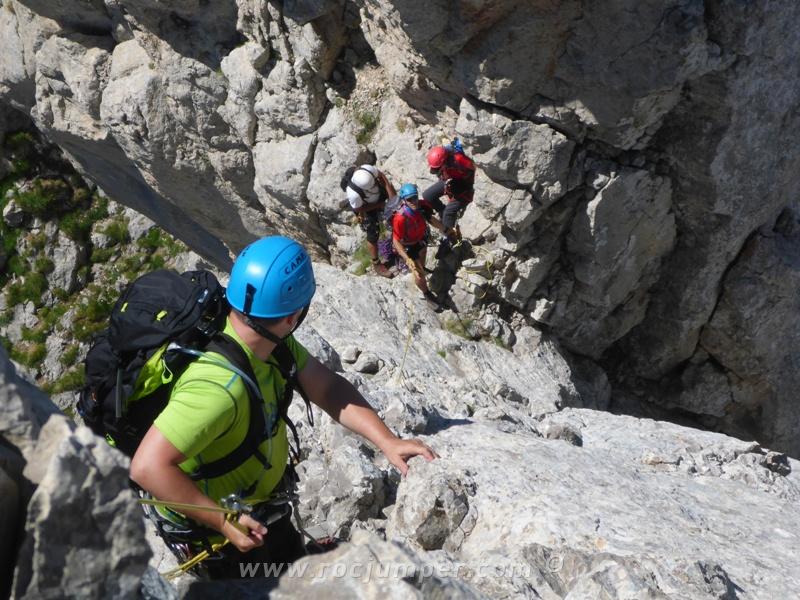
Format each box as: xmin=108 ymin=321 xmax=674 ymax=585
xmin=0 ymin=345 xmax=59 ymax=462
xmin=353 ymin=351 xmax=382 ymax=375
xmin=2 ymin=198 xmax=25 ymax=227
xmin=12 ymin=419 xmax=151 ymax=600
xmin=384 ymin=413 xmax=800 ymax=599
xmin=269 ymin=530 xmax=487 ymax=599
xmin=387 ymin=461 xmax=475 ymax=552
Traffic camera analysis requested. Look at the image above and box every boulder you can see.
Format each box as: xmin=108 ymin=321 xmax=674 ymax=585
xmin=2 ymin=198 xmax=25 ymax=227
xmin=385 ymin=412 xmax=800 ymax=599
xmin=621 ymin=3 xmax=800 ymax=381
xmin=297 ymin=441 xmax=387 ymax=538
xmin=0 ymin=1 xmax=59 ymax=112
xmin=254 ymin=58 xmax=326 ymax=137
xmin=12 ymin=419 xmax=151 ymax=599
xmin=0 ymin=345 xmax=59 ymax=462
xmin=456 ymin=97 xmax=577 ymax=207
xmin=535 ymin=167 xmax=675 ymax=357
xmin=32 ymin=33 xmax=113 ymax=140
xmin=269 ymin=530 xmax=486 ymax=599
xmin=677 ymin=206 xmax=800 ymax=455
xmin=13 ymin=0 xmax=110 ymax=33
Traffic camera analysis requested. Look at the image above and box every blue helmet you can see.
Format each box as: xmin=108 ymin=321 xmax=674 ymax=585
xmin=227 ymin=236 xmax=316 ymax=318
xmin=398 ymin=183 xmax=418 ymax=201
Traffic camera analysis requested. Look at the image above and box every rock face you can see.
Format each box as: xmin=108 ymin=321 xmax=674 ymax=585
xmin=290 ymin=262 xmax=596 ymax=539
xmin=385 ymin=414 xmax=800 ymax=599
xmin=287 ymin=267 xmax=800 ymax=599
xmin=2 ymin=0 xmax=798 ymax=454
xmin=682 ymin=206 xmax=800 ymax=453
xmin=269 ymin=530 xmax=486 ymax=599
xmin=12 ymin=417 xmax=151 ymax=600
xmin=0 ymin=346 xmax=153 ymax=600
xmin=2 ymin=261 xmax=800 ymax=598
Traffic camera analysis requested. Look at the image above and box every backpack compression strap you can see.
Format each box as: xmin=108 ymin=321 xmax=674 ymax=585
xmin=186 ymin=334 xmax=271 ymax=481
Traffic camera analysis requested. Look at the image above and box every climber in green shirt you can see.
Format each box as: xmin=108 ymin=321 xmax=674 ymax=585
xmin=130 ymin=236 xmax=436 ymax=578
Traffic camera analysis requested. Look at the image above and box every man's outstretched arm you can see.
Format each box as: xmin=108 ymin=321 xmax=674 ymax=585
xmin=297 ymin=355 xmax=436 ymax=475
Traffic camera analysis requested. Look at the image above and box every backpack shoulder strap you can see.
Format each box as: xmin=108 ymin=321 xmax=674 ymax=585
xmin=347 ymin=180 xmax=367 ymax=200
xmin=270 ymin=342 xmax=314 ymax=462
xmin=347 ymin=167 xmax=380 ymax=201
xmin=186 ymin=333 xmax=271 ymax=481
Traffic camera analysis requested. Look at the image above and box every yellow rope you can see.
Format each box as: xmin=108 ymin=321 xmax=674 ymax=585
xmin=160 ymin=540 xmax=230 ymax=580
xmin=138 ymin=498 xmax=237 ymax=514
xmin=394 ymin=292 xmax=416 ymax=387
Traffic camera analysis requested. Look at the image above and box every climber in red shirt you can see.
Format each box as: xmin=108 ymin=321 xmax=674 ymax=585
xmin=422 ymin=139 xmax=476 ymax=258
xmin=391 ymin=183 xmax=443 ymax=309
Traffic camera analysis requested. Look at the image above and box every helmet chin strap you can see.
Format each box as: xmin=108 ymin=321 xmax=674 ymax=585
xmin=244 ymin=315 xmax=284 ymax=345
xmin=244 ymin=305 xmax=310 ymax=346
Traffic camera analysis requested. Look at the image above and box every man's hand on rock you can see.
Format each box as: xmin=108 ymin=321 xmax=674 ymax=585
xmin=381 ymin=438 xmax=438 ymax=476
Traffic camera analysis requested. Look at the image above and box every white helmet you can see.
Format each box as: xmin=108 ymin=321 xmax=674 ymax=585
xmin=352 ymin=168 xmax=378 ymax=194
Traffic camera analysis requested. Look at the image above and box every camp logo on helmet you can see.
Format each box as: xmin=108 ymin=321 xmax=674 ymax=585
xmin=284 ymin=251 xmax=307 ymax=275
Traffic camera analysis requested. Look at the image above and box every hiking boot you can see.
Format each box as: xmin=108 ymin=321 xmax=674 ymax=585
xmin=373 ymin=261 xmax=395 ymax=278
xmin=424 ymin=291 xmax=443 ymax=312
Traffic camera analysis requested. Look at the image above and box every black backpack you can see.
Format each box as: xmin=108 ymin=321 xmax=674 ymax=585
xmin=382 ymin=195 xmax=402 ymax=228
xmin=77 ymin=269 xmax=311 ymax=480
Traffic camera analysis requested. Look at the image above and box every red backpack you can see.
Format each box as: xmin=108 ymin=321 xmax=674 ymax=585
xmin=392 ymin=205 xmax=428 ymax=245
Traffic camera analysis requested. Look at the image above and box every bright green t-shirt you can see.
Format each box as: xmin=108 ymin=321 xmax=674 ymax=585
xmin=153 ymin=317 xmax=308 ymax=507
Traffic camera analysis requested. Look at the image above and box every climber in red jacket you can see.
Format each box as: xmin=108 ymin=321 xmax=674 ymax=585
xmin=391 ymin=183 xmax=443 ymax=309
xmin=422 ymin=139 xmax=476 ymax=259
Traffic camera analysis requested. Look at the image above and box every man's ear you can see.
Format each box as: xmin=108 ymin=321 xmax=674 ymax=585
xmin=286 ymin=309 xmax=302 ymax=328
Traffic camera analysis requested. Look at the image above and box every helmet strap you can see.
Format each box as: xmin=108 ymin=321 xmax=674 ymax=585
xmin=291 ymin=305 xmax=310 ymax=335
xmin=244 ymin=304 xmax=309 ymax=346
xmin=244 ymin=315 xmax=284 ymax=345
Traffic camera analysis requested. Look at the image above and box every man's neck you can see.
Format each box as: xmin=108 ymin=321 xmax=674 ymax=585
xmin=230 ymin=312 xmax=277 ymax=361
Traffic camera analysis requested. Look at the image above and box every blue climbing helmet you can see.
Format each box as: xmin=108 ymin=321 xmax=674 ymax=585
xmin=226 ymin=236 xmax=316 ymax=318
xmin=398 ymin=183 xmax=418 ymax=201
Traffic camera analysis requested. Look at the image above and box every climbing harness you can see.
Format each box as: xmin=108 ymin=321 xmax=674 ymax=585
xmin=138 ymin=464 xmax=324 ymax=579
xmin=138 ymin=494 xmax=250 ymax=580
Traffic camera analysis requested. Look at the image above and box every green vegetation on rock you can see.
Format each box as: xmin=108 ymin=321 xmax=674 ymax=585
xmin=103 ymin=218 xmax=129 ymax=246
xmin=10 ymin=342 xmax=47 ymax=368
xmin=60 ymin=344 xmax=80 ymax=368
xmin=60 ymin=194 xmax=109 ymax=241
xmin=0 ymin=128 xmax=193 ymax=398
xmin=14 ymin=179 xmax=70 ymax=217
xmin=355 ymin=110 xmax=379 ymax=145
xmin=352 ymin=239 xmax=373 ymax=276
xmin=43 ymin=365 xmax=86 ymax=395
xmin=444 ymin=316 xmax=477 ymax=340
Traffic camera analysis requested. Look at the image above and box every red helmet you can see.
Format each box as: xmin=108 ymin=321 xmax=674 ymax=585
xmin=427 ymin=146 xmax=448 ymax=170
